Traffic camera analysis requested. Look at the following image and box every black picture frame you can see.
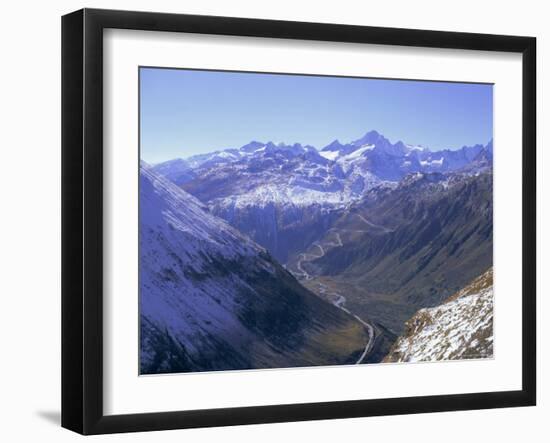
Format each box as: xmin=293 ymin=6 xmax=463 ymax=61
xmin=62 ymin=8 xmax=537 ymax=435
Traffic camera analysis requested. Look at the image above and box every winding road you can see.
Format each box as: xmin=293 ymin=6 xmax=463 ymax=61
xmin=356 ymin=214 xmax=394 ymax=233
xmin=294 ymin=213 xmax=386 ymax=281
xmin=317 ymin=281 xmax=374 ymax=364
xmin=291 ymin=214 xmax=390 ymax=364
xmin=351 ymin=312 xmax=375 ymax=364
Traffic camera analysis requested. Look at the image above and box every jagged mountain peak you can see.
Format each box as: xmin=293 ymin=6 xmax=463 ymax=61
xmin=352 ymin=130 xmax=401 ymax=152
xmin=239 ymin=140 xmax=265 ymax=152
xmin=239 ymin=140 xmax=317 ymax=157
xmin=352 ymin=129 xmax=382 ymax=145
xmin=322 ymin=139 xmax=346 ymax=152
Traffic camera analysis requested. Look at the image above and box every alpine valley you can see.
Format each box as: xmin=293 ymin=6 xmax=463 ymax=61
xmin=142 ymin=129 xmax=494 ymax=373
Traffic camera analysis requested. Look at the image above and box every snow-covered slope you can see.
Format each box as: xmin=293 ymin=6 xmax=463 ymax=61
xmin=139 ymin=164 xmax=369 ymax=374
xmin=383 ymin=268 xmax=493 ymax=363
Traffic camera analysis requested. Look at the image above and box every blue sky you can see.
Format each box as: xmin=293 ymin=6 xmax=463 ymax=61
xmin=140 ymin=67 xmax=493 ymax=164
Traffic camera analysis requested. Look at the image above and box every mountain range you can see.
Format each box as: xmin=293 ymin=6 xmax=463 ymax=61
xmin=143 ymin=129 xmax=493 ymax=370
xmin=155 ymin=130 xmax=492 ymax=203
xmin=140 ymin=164 xmax=369 ymax=374
xmin=154 ymin=130 xmax=492 ymax=264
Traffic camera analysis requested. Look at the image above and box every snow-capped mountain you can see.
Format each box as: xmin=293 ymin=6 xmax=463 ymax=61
xmin=154 ymin=130 xmax=492 ymax=208
xmin=320 ymin=130 xmax=490 ymax=180
xmin=139 ymin=164 xmax=369 ymax=373
xmin=383 ymin=268 xmax=493 ymax=362
xmin=175 ymin=138 xmax=387 ymax=262
xmin=152 ymin=130 xmax=492 ymax=263
xmin=182 ymin=141 xmax=362 ymax=208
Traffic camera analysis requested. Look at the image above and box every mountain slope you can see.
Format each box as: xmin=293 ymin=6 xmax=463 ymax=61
xmin=383 ymin=268 xmax=493 ymax=362
xmin=151 ymin=158 xmax=196 ymax=185
xmin=289 ymin=171 xmax=493 ymax=334
xmin=139 ymin=164 xmax=369 ymax=374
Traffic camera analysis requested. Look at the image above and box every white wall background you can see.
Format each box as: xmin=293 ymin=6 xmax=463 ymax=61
xmin=0 ymin=0 xmax=546 ymax=441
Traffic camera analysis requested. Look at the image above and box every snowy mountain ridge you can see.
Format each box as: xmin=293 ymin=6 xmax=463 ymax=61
xmin=154 ymin=129 xmax=492 ymax=209
xmin=141 ymin=162 xmax=261 ymax=260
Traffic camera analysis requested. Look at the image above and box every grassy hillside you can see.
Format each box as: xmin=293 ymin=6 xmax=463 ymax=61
xmin=291 ymin=172 xmax=493 ymax=334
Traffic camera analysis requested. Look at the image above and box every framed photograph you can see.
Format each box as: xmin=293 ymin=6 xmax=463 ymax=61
xmin=61 ymin=8 xmax=536 ymax=435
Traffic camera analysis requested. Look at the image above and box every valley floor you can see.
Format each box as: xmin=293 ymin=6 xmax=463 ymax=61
xmin=286 ymin=212 xmax=398 ymax=363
